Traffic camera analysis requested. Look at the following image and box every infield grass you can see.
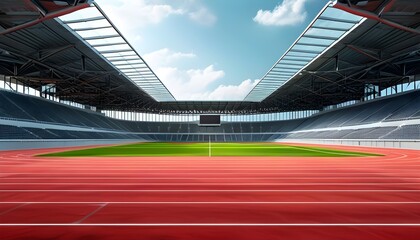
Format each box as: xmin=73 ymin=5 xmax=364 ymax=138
xmin=39 ymin=142 xmax=381 ymax=157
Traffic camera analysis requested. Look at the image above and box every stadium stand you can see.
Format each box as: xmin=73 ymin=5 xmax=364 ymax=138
xmin=1 ymin=89 xmax=419 ymax=142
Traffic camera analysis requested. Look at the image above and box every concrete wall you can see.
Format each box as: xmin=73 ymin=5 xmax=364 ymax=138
xmin=0 ymin=139 xmax=138 ymax=151
xmin=277 ymin=139 xmax=420 ymax=150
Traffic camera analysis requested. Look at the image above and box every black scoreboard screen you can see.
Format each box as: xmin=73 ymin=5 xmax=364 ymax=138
xmin=199 ymin=115 xmax=221 ymax=126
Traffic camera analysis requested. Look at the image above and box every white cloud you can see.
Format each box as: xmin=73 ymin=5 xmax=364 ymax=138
xmin=101 ymin=1 xmax=184 ymax=29
xmin=144 ymin=48 xmax=256 ymax=101
xmin=187 ymin=65 xmax=225 ymax=90
xmin=98 ymin=0 xmax=185 ymax=45
xmin=144 ymin=48 xmax=196 ymax=67
xmin=190 ymin=79 xmax=259 ymax=100
xmin=100 ymin=0 xmax=215 ymax=29
xmin=188 ymin=8 xmax=217 ymax=26
xmin=154 ymin=65 xmax=225 ymax=100
xmin=253 ymin=0 xmax=307 ymax=26
xmin=97 ymin=0 xmax=216 ymax=50
xmin=144 ymin=48 xmax=224 ymax=98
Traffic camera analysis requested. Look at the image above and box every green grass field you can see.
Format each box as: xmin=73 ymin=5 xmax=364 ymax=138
xmin=39 ymin=142 xmax=381 ymax=157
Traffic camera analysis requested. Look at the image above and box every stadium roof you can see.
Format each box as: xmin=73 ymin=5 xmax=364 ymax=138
xmin=58 ymin=2 xmax=175 ymax=102
xmin=245 ymin=2 xmax=365 ymax=102
xmin=260 ymin=0 xmax=420 ymax=111
xmin=0 ymin=0 xmax=418 ymax=113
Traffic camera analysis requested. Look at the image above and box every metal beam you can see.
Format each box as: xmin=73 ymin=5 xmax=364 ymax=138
xmin=311 ymin=25 xmax=349 ymax=32
xmin=83 ymin=34 xmax=120 ymax=41
xmin=318 ymin=16 xmax=360 ymax=24
xmin=347 ymin=44 xmax=381 ymax=61
xmin=302 ymin=34 xmax=338 ymax=41
xmin=4 ymin=49 xmax=148 ymax=107
xmin=283 ymin=56 xmax=313 ymax=61
xmin=73 ymin=25 xmax=112 ymax=32
xmin=62 ymin=16 xmax=106 ymax=24
xmin=30 ymin=0 xmax=48 ymax=16
xmin=113 ymin=62 xmax=145 ymax=66
xmin=333 ymin=1 xmax=420 ymax=35
xmin=18 ymin=45 xmax=74 ymax=75
xmin=106 ymin=55 xmax=137 ymax=60
xmin=295 ymin=42 xmax=330 ymax=48
xmin=91 ymin=42 xmax=127 ymax=48
xmin=98 ymin=49 xmax=133 ymax=54
xmin=107 ymin=58 xmax=139 ymax=62
xmin=283 ymin=57 xmax=308 ymax=62
xmin=1 ymin=3 xmax=92 ymax=35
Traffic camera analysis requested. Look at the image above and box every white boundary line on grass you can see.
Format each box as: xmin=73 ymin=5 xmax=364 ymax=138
xmin=209 ymin=138 xmax=211 ymax=157
xmin=287 ymin=145 xmax=374 ymax=157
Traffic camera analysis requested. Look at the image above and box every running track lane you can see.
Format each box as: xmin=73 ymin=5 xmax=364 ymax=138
xmin=1 ymin=143 xmax=420 ymax=239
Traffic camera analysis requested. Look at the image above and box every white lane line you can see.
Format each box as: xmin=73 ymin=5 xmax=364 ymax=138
xmin=2 ymin=172 xmax=420 ymax=176
xmin=0 ymin=163 xmax=400 ymax=167
xmin=3 ymin=171 xmax=420 ymax=175
xmin=1 ymin=202 xmax=420 ymax=204
xmin=2 ymin=162 xmax=418 ymax=165
xmin=1 ymin=174 xmax=419 ymax=177
xmin=1 ymin=183 xmax=420 ymax=185
xmin=4 ymin=166 xmax=420 ymax=169
xmin=4 ymin=166 xmax=420 ymax=170
xmin=0 ymin=223 xmax=420 ymax=226
xmin=4 ymin=177 xmax=420 ymax=180
xmin=3 ymin=166 xmax=420 ymax=169
xmin=1 ymin=162 xmax=418 ymax=167
xmin=1 ymin=169 xmax=419 ymax=173
xmin=1 ymin=189 xmax=420 ymax=192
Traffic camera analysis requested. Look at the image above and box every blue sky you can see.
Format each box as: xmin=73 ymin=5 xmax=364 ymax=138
xmin=97 ymin=0 xmax=329 ymax=100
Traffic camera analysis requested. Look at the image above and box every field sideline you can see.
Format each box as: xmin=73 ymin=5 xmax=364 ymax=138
xmin=39 ymin=142 xmax=381 ymax=157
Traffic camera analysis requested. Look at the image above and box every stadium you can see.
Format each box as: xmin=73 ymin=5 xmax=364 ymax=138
xmin=0 ymin=0 xmax=419 ymax=239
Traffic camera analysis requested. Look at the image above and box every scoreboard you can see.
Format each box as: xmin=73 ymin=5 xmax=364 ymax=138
xmin=199 ymin=115 xmax=221 ymax=126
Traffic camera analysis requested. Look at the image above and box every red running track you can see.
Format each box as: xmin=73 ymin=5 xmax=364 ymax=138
xmin=1 ymin=143 xmax=420 ymax=239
